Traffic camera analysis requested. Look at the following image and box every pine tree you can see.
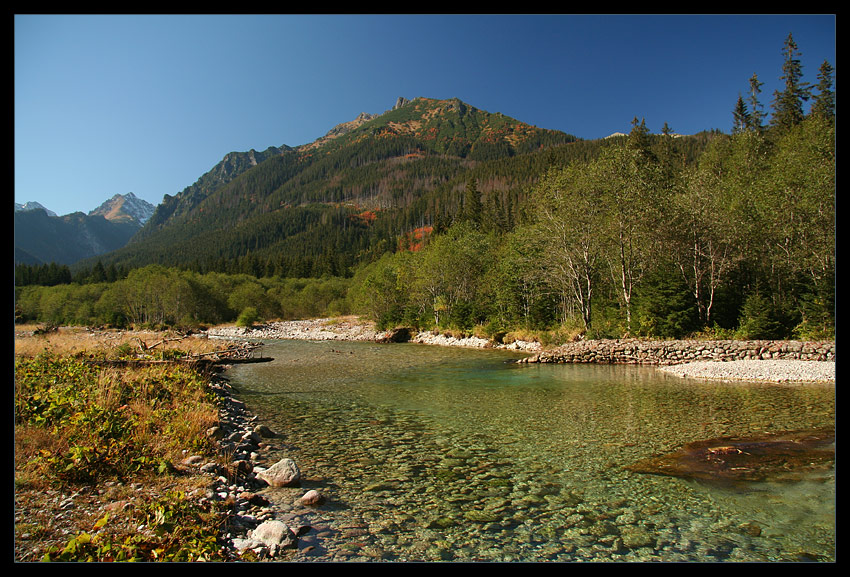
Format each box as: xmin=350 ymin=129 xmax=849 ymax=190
xmin=771 ymin=33 xmax=811 ymax=131
xmin=810 ymin=60 xmax=835 ymax=121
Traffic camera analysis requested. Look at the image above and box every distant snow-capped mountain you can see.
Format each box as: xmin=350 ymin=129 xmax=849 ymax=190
xmin=15 ymin=201 xmax=57 ymax=217
xmin=14 ymin=193 xmax=156 ymax=265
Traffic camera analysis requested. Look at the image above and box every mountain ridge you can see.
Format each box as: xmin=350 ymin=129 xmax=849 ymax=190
xmin=51 ymin=96 xmax=715 ymax=275
xmin=14 ymin=193 xmax=156 ymax=265
xmin=90 ymin=95 xmax=582 ymax=273
xmin=14 ymin=209 xmax=141 ymax=265
xmin=15 ymin=201 xmax=57 ymax=217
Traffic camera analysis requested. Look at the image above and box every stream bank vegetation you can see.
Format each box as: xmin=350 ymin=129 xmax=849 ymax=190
xmin=14 ymin=328 xmax=242 ymax=561
xmin=15 ymin=111 xmax=834 ymax=347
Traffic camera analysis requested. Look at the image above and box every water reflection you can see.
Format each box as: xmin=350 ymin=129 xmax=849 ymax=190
xmin=227 ymin=340 xmax=835 ymax=562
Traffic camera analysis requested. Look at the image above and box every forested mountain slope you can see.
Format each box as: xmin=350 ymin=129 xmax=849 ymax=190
xmin=81 ymin=96 xmax=714 ymax=277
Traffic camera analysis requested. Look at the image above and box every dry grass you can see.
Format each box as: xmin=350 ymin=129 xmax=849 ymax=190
xmin=14 ymin=324 xmax=227 ymax=359
xmin=14 ymin=325 xmax=233 ymax=561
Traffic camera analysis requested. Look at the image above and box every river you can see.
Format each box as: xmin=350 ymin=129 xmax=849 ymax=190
xmin=225 ymin=339 xmax=835 ymax=562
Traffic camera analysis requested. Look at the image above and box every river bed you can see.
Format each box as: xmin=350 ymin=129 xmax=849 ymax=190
xmin=225 ymin=339 xmax=836 ymax=562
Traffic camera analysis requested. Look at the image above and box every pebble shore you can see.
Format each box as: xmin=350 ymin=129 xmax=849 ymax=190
xmin=658 ymin=359 xmax=835 ymax=383
xmin=207 ymin=318 xmax=835 ymax=384
xmin=206 ymin=318 xmax=542 ymax=352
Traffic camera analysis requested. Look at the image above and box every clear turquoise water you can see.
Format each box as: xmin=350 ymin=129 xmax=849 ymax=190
xmin=226 ymin=340 xmax=835 ymax=562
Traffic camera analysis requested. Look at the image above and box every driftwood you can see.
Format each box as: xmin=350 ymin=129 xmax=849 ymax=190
xmin=136 ymin=335 xmax=189 ymax=351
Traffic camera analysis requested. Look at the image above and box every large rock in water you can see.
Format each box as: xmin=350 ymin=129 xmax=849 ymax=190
xmin=249 ymin=520 xmax=297 ymax=552
xmin=626 ymin=428 xmax=834 ymax=486
xmin=256 ymin=458 xmax=301 ymax=487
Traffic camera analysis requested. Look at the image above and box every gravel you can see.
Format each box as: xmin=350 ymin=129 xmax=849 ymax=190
xmin=658 ymin=359 xmax=835 ymax=383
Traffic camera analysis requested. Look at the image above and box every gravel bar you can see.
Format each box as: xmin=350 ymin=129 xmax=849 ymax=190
xmin=658 ymin=359 xmax=835 ymax=383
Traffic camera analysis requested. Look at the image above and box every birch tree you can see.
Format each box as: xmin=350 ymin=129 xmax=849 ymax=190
xmin=529 ymin=165 xmax=605 ymax=332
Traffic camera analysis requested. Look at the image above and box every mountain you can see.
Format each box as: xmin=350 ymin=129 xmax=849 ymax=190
xmin=14 ymin=193 xmax=157 ymax=265
xmin=15 ymin=201 xmax=57 ymax=217
xmin=79 ymin=96 xmax=716 ymax=277
xmin=83 ymin=96 xmax=582 ymax=275
xmin=90 ymin=192 xmax=156 ymax=225
xmin=14 ymin=209 xmax=141 ymax=265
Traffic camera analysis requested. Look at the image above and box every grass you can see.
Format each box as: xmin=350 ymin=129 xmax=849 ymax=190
xmin=14 ymin=325 xmax=237 ymax=562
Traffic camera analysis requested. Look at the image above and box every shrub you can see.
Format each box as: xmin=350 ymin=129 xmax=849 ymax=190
xmin=236 ymin=306 xmax=260 ymax=327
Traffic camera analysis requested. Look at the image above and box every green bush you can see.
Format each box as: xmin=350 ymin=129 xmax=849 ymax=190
xmin=43 ymin=491 xmax=226 ymax=562
xmin=236 ymin=306 xmax=260 ymax=327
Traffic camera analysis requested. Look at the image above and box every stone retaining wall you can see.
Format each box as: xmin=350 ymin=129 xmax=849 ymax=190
xmin=518 ymin=339 xmax=835 ymax=365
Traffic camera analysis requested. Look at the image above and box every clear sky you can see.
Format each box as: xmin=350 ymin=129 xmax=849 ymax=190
xmin=15 ymin=14 xmax=836 ymax=217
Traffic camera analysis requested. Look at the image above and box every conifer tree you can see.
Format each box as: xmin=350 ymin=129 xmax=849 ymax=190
xmin=811 ymin=60 xmax=835 ymax=121
xmin=771 ymin=33 xmax=811 ymax=131
xmin=627 ymin=117 xmax=652 ymax=154
xmin=747 ymin=73 xmax=766 ymax=132
xmin=732 ymin=95 xmax=751 ymax=134
xmin=459 ymin=177 xmax=483 ymax=228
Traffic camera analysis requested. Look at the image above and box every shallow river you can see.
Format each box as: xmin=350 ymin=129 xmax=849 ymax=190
xmin=225 ymin=340 xmax=835 ymax=562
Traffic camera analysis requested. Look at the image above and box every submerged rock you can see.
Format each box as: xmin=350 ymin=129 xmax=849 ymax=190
xmin=626 ymin=428 xmax=835 ymax=485
xmin=300 ymin=489 xmax=325 ymax=506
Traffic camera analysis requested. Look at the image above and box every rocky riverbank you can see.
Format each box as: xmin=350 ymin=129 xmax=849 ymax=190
xmin=519 ymin=338 xmax=834 ymax=365
xmin=183 ymin=367 xmax=331 ymax=559
xmin=516 ymin=338 xmax=835 ymax=384
xmin=208 ymin=320 xmax=835 ymax=384
xmin=206 ymin=317 xmax=542 ymax=352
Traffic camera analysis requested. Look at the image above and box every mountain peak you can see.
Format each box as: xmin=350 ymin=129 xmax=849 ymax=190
xmin=15 ymin=201 xmax=57 ymax=217
xmin=90 ymin=192 xmax=155 ymax=225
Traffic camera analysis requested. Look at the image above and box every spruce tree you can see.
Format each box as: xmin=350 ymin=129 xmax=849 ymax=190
xmin=771 ymin=33 xmax=811 ymax=131
xmin=811 ymin=60 xmax=835 ymax=121
xmin=460 ymin=177 xmax=483 ymax=228
xmin=732 ymin=95 xmax=751 ymax=134
xmin=628 ymin=117 xmax=651 ymax=153
xmin=747 ymin=73 xmax=766 ymax=132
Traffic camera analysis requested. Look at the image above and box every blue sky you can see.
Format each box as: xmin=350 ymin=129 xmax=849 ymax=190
xmin=15 ymin=14 xmax=836 ymax=217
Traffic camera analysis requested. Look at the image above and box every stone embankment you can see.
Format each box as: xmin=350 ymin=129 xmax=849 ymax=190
xmin=518 ymin=339 xmax=835 ymax=366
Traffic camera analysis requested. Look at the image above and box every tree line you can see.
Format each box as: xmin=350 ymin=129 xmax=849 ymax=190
xmin=15 ymin=265 xmax=352 ymax=329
